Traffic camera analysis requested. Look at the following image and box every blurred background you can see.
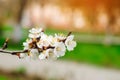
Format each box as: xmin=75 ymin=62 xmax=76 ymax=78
xmin=0 ymin=0 xmax=120 ymax=80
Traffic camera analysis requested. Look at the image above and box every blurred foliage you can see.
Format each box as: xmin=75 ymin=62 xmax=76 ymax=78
xmin=0 ymin=75 xmax=8 ymax=80
xmin=0 ymin=68 xmax=43 ymax=80
xmin=13 ymin=67 xmax=26 ymax=75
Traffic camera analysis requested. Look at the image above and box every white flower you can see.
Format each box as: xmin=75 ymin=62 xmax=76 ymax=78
xmin=29 ymin=28 xmax=42 ymax=34
xmin=65 ymin=35 xmax=76 ymax=51
xmin=28 ymin=28 xmax=43 ymax=38
xmin=37 ymin=34 xmax=49 ymax=48
xmin=46 ymin=49 xmax=57 ymax=59
xmin=21 ymin=27 xmax=77 ymax=60
xmin=55 ymin=33 xmax=66 ymax=41
xmin=30 ymin=49 xmax=39 ymax=60
xmin=38 ymin=50 xmax=48 ymax=60
xmin=23 ymin=39 xmax=32 ymax=50
xmin=54 ymin=42 xmax=66 ymax=57
xmin=19 ymin=53 xmax=27 ymax=59
xmin=39 ymin=53 xmax=46 ymax=60
xmin=28 ymin=33 xmax=42 ymax=38
xmin=48 ymin=35 xmax=58 ymax=46
xmin=39 ymin=49 xmax=57 ymax=60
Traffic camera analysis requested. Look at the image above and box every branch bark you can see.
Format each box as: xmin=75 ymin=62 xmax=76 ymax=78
xmin=0 ymin=49 xmax=28 ymax=55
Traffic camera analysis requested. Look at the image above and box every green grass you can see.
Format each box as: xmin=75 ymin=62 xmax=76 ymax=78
xmin=60 ymin=42 xmax=120 ymax=68
xmin=0 ymin=75 xmax=8 ymax=80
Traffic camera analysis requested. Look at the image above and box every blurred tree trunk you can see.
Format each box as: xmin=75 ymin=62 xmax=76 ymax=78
xmin=13 ymin=0 xmax=27 ymax=42
xmin=40 ymin=0 xmax=46 ymax=28
xmin=104 ymin=6 xmax=115 ymax=45
xmin=17 ymin=0 xmax=28 ymax=23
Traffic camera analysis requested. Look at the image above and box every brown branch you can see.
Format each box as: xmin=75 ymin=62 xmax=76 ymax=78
xmin=0 ymin=38 xmax=28 ymax=58
xmin=0 ymin=49 xmax=28 ymax=55
xmin=67 ymin=32 xmax=72 ymax=37
xmin=0 ymin=49 xmax=28 ymax=59
xmin=2 ymin=38 xmax=9 ymax=50
xmin=62 ymin=32 xmax=72 ymax=43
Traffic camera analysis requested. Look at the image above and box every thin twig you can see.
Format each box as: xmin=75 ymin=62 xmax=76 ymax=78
xmin=0 ymin=49 xmax=28 ymax=55
xmin=2 ymin=38 xmax=9 ymax=50
xmin=62 ymin=32 xmax=72 ymax=42
xmin=0 ymin=38 xmax=28 ymax=56
xmin=67 ymin=32 xmax=72 ymax=37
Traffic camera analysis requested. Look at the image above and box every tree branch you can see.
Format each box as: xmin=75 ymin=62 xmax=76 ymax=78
xmin=0 ymin=32 xmax=72 ymax=57
xmin=2 ymin=38 xmax=9 ymax=50
xmin=67 ymin=32 xmax=72 ymax=37
xmin=0 ymin=38 xmax=28 ymax=57
xmin=0 ymin=49 xmax=28 ymax=55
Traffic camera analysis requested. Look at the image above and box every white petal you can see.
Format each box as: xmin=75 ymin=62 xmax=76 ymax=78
xmin=20 ymin=53 xmax=27 ymax=58
xmin=39 ymin=54 xmax=46 ymax=60
xmin=54 ymin=50 xmax=65 ymax=57
xmin=72 ymin=41 xmax=77 ymax=47
xmin=30 ymin=49 xmax=39 ymax=59
xmin=54 ymin=42 xmax=66 ymax=57
xmin=28 ymin=33 xmax=41 ymax=38
xmin=28 ymin=33 xmax=35 ymax=38
xmin=68 ymin=35 xmax=74 ymax=40
xmin=24 ymin=47 xmax=29 ymax=50
xmin=46 ymin=49 xmax=57 ymax=59
xmin=36 ymin=28 xmax=42 ymax=33
xmin=23 ymin=42 xmax=29 ymax=50
xmin=27 ymin=39 xmax=32 ymax=43
xmin=55 ymin=34 xmax=66 ymax=40
xmin=23 ymin=42 xmax=28 ymax=46
xmin=29 ymin=28 xmax=36 ymax=33
xmin=29 ymin=28 xmax=42 ymax=34
xmin=67 ymin=41 xmax=77 ymax=51
xmin=37 ymin=42 xmax=42 ymax=48
xmin=30 ymin=49 xmax=38 ymax=53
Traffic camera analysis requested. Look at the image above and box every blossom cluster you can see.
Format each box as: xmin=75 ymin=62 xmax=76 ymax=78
xmin=20 ymin=28 xmax=76 ymax=60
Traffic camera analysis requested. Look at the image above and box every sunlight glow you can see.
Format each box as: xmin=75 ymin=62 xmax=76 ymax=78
xmin=97 ymin=12 xmax=109 ymax=27
xmin=73 ymin=10 xmax=86 ymax=28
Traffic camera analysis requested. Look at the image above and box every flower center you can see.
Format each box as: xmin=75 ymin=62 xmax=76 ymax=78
xmin=68 ymin=41 xmax=72 ymax=45
xmin=56 ymin=47 xmax=61 ymax=51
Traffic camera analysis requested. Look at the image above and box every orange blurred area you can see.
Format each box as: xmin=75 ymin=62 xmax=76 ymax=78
xmin=0 ymin=0 xmax=120 ymax=34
